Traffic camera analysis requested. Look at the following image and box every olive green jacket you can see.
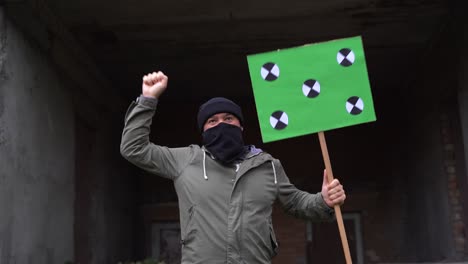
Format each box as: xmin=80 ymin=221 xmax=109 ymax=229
xmin=120 ymin=96 xmax=335 ymax=264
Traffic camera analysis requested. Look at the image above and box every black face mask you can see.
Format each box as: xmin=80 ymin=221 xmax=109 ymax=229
xmin=202 ymin=123 xmax=245 ymax=165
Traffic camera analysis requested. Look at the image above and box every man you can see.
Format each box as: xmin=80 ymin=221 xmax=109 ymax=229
xmin=120 ymin=71 xmax=346 ymax=264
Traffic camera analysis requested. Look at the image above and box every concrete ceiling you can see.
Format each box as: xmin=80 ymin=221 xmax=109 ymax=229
xmin=41 ymin=0 xmax=449 ymax=104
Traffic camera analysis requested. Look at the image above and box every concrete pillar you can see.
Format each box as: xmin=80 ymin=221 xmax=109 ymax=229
xmin=454 ymin=0 xmax=468 ymax=183
xmin=453 ymin=0 xmax=468 ymax=259
xmin=0 ymin=7 xmax=74 ymax=264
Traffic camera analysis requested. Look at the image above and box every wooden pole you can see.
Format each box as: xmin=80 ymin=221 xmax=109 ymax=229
xmin=318 ymin=131 xmax=353 ymax=264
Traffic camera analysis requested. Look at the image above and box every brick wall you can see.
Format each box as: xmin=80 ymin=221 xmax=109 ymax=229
xmin=272 ymin=205 xmax=308 ymax=264
xmin=440 ymin=112 xmax=468 ymax=259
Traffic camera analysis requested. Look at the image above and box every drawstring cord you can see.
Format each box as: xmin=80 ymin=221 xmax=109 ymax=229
xmin=271 ymin=161 xmax=277 ymax=185
xmin=203 ymin=151 xmax=208 ymax=180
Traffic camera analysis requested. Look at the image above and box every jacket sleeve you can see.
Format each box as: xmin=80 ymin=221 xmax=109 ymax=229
xmin=120 ymin=96 xmax=195 ymax=180
xmin=274 ymin=159 xmax=335 ymax=222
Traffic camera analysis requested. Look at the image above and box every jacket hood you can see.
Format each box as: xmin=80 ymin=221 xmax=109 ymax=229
xmin=201 ymin=145 xmax=276 ymax=183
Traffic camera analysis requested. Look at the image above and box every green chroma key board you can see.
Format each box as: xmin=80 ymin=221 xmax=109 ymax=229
xmin=246 ymin=36 xmax=376 ymax=143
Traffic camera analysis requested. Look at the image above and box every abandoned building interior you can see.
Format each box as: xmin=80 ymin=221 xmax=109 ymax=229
xmin=1 ymin=0 xmax=468 ymax=263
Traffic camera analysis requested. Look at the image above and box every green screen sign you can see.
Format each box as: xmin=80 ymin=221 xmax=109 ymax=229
xmin=247 ymin=36 xmax=376 ymax=143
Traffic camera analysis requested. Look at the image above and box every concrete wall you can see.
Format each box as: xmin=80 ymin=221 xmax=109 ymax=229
xmin=75 ymin=113 xmax=137 ymax=264
xmin=452 ymin=0 xmax=468 ymax=259
xmin=1 ymin=6 xmax=138 ymax=264
xmin=454 ymin=0 xmax=468 ymax=170
xmin=0 ymin=7 xmax=74 ymax=264
xmin=401 ymin=17 xmax=465 ymax=261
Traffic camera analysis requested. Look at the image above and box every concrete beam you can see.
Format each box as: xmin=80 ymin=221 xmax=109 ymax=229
xmin=4 ymin=0 xmax=126 ymax=120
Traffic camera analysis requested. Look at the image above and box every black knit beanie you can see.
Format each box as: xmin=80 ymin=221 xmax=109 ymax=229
xmin=197 ymin=97 xmax=244 ymax=132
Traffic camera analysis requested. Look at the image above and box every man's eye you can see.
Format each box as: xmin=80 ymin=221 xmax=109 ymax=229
xmin=225 ymin=116 xmax=233 ymax=121
xmin=208 ymin=119 xmax=216 ymax=123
